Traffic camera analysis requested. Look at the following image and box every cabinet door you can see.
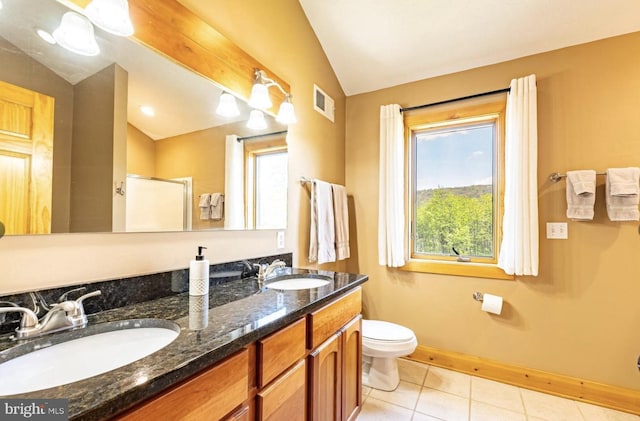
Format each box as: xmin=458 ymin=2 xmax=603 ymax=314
xmin=308 ymin=332 xmax=342 ymax=421
xmin=257 ymin=359 xmax=306 ymax=421
xmin=341 ymin=316 xmax=362 ymax=421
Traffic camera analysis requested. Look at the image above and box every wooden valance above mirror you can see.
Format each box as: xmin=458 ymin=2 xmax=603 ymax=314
xmin=67 ymin=0 xmax=290 ymax=109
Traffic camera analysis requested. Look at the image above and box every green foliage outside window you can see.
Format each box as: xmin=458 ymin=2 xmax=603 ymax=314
xmin=414 ymin=186 xmax=493 ymax=258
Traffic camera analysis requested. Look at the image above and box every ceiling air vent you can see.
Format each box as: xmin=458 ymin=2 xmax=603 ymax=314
xmin=313 ymin=84 xmax=334 ymax=122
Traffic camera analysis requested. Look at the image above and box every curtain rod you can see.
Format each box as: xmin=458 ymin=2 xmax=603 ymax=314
xmin=400 ymin=87 xmax=510 ymax=113
xmin=236 ymin=130 xmax=288 ymax=142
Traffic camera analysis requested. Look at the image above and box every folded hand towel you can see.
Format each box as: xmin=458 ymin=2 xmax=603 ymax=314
xmin=606 ymin=167 xmax=640 ymax=221
xmin=199 ymin=193 xmax=211 ymax=220
xmin=331 ymin=183 xmax=350 ymax=260
xmin=566 ymin=170 xmax=596 ymax=221
xmin=210 ymin=193 xmax=224 ymax=220
xmin=309 ymin=180 xmax=336 ymax=264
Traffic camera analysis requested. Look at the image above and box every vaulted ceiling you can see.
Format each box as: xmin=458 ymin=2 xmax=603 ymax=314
xmin=299 ymin=0 xmax=640 ymax=95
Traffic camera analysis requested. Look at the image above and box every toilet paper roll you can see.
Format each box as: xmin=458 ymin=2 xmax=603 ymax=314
xmin=481 ymin=293 xmax=503 ymax=315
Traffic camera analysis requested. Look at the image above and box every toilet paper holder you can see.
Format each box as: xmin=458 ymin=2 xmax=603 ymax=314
xmin=472 ymin=292 xmax=484 ymax=302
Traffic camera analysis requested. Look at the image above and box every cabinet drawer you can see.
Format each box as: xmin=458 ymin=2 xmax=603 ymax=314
xmin=116 ymin=349 xmax=248 ymax=421
xmin=257 ymin=359 xmax=306 ymax=421
xmin=257 ymin=317 xmax=306 ymax=388
xmin=307 ymin=287 xmax=361 ymax=350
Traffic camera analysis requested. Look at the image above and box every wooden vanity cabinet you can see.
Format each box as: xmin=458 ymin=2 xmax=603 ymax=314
xmin=255 ymin=317 xmax=307 ymax=421
xmin=256 ymin=286 xmax=363 ymax=421
xmin=115 ymin=349 xmax=248 ymax=421
xmin=256 ymin=359 xmax=306 ymax=420
xmin=307 ymin=287 xmax=363 ymax=421
xmin=112 ymin=286 xmax=363 ymax=421
xmin=308 ymin=332 xmax=342 ymax=421
xmin=341 ymin=316 xmax=363 ymax=421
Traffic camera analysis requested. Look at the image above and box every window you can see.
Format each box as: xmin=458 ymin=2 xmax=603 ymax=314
xmin=402 ymin=97 xmax=512 ymax=280
xmin=244 ymin=138 xmax=288 ymax=229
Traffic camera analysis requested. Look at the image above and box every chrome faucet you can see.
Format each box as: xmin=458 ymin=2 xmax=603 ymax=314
xmin=254 ymin=259 xmax=286 ymax=283
xmin=0 ymin=290 xmax=101 ymax=339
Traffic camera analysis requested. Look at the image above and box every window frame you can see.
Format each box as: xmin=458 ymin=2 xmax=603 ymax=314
xmin=400 ymin=96 xmax=513 ymax=280
xmin=244 ymin=138 xmax=288 ymax=230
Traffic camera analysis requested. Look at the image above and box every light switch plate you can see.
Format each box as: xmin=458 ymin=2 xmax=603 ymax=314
xmin=546 ymin=222 xmax=568 ymax=239
xmin=276 ymin=231 xmax=285 ymax=249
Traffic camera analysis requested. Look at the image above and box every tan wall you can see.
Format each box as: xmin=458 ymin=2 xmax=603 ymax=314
xmin=70 ymin=64 xmax=128 ymax=233
xmin=127 ymin=124 xmax=156 ymax=177
xmin=112 ymin=65 xmax=128 ymax=233
xmin=0 ymin=37 xmax=74 ymax=233
xmin=0 ymin=0 xmax=346 ymax=292
xmin=155 ymin=125 xmax=227 ymax=230
xmin=345 ymin=32 xmax=640 ymax=390
xmin=180 ymin=0 xmax=347 ymax=273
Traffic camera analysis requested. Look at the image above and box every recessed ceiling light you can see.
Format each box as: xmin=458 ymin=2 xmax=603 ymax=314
xmin=36 ymin=29 xmax=56 ymax=45
xmin=140 ymin=105 xmax=155 ymax=117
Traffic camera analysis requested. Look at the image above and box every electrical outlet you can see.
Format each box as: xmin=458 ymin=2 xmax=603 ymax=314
xmin=546 ymin=222 xmax=568 ymax=239
xmin=276 ymin=231 xmax=285 ymax=249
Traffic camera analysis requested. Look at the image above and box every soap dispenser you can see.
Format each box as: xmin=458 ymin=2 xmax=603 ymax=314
xmin=189 ymin=246 xmax=209 ymax=296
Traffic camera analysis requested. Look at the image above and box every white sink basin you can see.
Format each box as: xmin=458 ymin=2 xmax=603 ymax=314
xmin=265 ymin=277 xmax=330 ymax=290
xmin=0 ymin=319 xmax=179 ymax=395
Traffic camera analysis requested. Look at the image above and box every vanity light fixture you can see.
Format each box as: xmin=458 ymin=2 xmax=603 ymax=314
xmin=0 ymin=1 xmax=3 ymax=11
xmin=52 ymin=11 xmax=100 ymax=56
xmin=248 ymin=69 xmax=297 ymax=125
xmin=85 ymin=0 xmax=134 ymax=37
xmin=246 ymin=109 xmax=268 ymax=130
xmin=276 ymin=94 xmax=297 ymax=125
xmin=216 ymin=92 xmax=240 ymax=118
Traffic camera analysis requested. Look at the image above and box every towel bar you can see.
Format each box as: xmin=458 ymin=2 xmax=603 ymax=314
xmin=548 ymin=172 xmax=606 ymax=183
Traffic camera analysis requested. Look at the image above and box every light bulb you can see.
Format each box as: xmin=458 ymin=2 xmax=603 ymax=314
xmin=246 ymin=110 xmax=268 ymax=130
xmin=52 ymin=12 xmax=100 ymax=56
xmin=216 ymin=92 xmax=240 ymax=118
xmin=248 ymin=83 xmax=272 ymax=110
xmin=276 ymin=98 xmax=297 ymax=125
xmin=86 ymin=0 xmax=134 ymax=36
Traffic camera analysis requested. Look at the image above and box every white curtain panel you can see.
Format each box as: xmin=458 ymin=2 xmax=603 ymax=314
xmin=498 ymin=74 xmax=539 ymax=276
xmin=378 ymin=104 xmax=406 ymax=267
xmin=224 ymin=135 xmax=245 ymax=229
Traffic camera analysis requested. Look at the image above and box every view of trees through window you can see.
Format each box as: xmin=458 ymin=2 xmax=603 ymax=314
xmin=413 ymin=123 xmax=495 ymax=258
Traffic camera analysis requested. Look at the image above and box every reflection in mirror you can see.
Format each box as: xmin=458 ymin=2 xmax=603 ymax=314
xmin=0 ymin=0 xmax=288 ymax=236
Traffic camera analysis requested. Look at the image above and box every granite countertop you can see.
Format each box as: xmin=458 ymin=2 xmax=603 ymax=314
xmin=0 ymin=268 xmax=368 ymax=420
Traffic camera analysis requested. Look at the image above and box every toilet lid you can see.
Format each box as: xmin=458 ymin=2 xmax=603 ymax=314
xmin=362 ymin=320 xmax=415 ymax=342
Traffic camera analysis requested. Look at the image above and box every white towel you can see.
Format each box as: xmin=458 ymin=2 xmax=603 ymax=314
xmin=331 ymin=184 xmax=350 ymax=260
xmin=210 ymin=193 xmax=224 ymax=220
xmin=566 ymin=170 xmax=596 ymax=221
xmin=198 ymin=193 xmax=211 ymax=220
xmin=309 ymin=180 xmax=336 ymax=264
xmin=606 ymin=167 xmax=640 ymax=221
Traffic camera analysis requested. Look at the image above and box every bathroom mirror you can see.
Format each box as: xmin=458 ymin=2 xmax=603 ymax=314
xmin=0 ymin=0 xmax=288 ymax=235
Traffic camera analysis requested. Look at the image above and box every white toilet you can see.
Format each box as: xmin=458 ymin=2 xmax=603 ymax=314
xmin=362 ymin=319 xmax=417 ymax=391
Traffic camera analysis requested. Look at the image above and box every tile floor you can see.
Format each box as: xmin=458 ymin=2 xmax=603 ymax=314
xmin=357 ymin=359 xmax=639 ymax=421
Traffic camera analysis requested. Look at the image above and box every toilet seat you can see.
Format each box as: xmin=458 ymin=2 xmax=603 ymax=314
xmin=362 ymin=320 xmax=417 ymax=358
xmin=362 ymin=320 xmax=415 ymax=342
